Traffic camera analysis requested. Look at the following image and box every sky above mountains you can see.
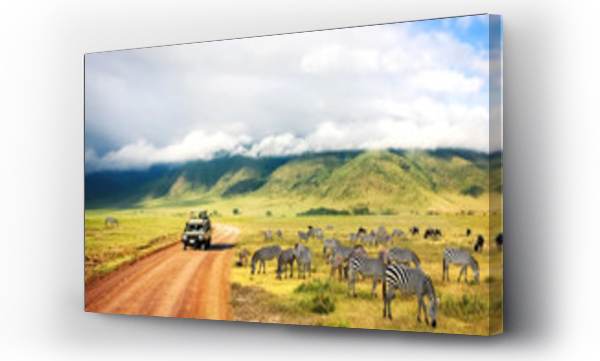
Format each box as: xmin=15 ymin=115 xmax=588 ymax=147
xmin=85 ymin=15 xmax=501 ymax=173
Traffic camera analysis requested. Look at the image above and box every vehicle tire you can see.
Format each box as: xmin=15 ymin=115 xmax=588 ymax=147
xmin=206 ymin=240 xmax=211 ymax=249
xmin=183 ymin=243 xmax=187 ymax=251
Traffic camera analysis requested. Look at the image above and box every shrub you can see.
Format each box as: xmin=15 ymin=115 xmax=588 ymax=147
xmin=232 ymin=208 xmax=240 ymax=215
xmin=461 ymin=185 xmax=484 ymax=198
xmin=297 ymin=207 xmax=350 ymax=216
xmin=266 ymin=210 xmax=272 ymax=217
xmin=441 ymin=294 xmax=488 ymax=321
xmin=351 ymin=206 xmax=372 ymax=215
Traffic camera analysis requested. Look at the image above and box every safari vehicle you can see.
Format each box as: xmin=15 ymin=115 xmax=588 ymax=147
xmin=182 ymin=210 xmax=212 ymax=250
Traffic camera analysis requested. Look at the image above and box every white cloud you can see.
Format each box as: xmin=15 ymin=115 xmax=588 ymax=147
xmin=85 ymin=19 xmax=493 ymax=172
xmin=410 ymin=70 xmax=484 ymax=94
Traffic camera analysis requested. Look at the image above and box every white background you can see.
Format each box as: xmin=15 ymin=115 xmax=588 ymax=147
xmin=1 ymin=1 xmax=599 ymax=360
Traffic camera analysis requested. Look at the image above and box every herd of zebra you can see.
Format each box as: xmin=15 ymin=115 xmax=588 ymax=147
xmin=238 ymin=224 xmax=502 ymax=328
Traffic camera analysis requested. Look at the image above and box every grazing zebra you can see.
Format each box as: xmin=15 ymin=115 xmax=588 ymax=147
xmin=327 ymin=253 xmax=345 ymax=281
xmin=331 ymin=244 xmax=360 ymax=261
xmin=348 ymin=253 xmax=387 ymax=297
xmin=391 ymin=229 xmax=405 ymax=238
xmin=322 ymin=238 xmax=340 ymax=257
xmin=377 ymin=225 xmax=387 ymax=236
xmin=496 ymin=233 xmax=503 ymax=251
xmin=474 ymin=235 xmax=485 ymax=252
xmin=383 ymin=264 xmax=439 ymax=327
xmin=276 ymin=229 xmax=283 ymax=239
xmin=298 ymin=231 xmax=310 ymax=242
xmin=376 ymin=234 xmax=393 ymax=247
xmin=327 ymin=225 xmax=334 ymax=230
xmin=410 ymin=226 xmax=419 ymax=236
xmin=294 ymin=243 xmax=312 ymax=279
xmin=311 ymin=228 xmax=324 ymax=241
xmin=264 ymin=230 xmax=274 ymax=241
xmin=251 ymin=245 xmax=282 ymax=275
xmin=362 ymin=234 xmax=376 ymax=247
xmin=442 ymin=248 xmax=480 ymax=283
xmin=386 ymin=247 xmax=421 ymax=268
xmin=105 ymin=217 xmax=119 ymax=227
xmin=349 ymin=232 xmax=359 ymax=244
xmin=276 ymin=248 xmax=296 ymax=280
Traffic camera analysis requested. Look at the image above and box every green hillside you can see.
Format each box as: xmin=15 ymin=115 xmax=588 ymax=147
xmin=85 ymin=149 xmax=502 ymax=211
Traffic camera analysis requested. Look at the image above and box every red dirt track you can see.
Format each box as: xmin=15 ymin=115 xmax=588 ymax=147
xmin=85 ymin=225 xmax=240 ymax=320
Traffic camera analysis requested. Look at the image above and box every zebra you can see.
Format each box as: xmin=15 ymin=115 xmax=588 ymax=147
xmin=377 ymin=225 xmax=387 ymax=237
xmin=322 ymin=238 xmax=340 ymax=257
xmin=326 ymin=253 xmax=345 ymax=281
xmin=294 ymin=243 xmax=312 ymax=279
xmin=442 ymin=248 xmax=480 ymax=283
xmin=331 ymin=244 xmax=366 ymax=262
xmin=382 ymin=264 xmax=439 ymax=327
xmin=362 ymin=234 xmax=376 ymax=247
xmin=105 ymin=217 xmax=119 ymax=227
xmin=349 ymin=232 xmax=359 ymax=244
xmin=276 ymin=229 xmax=283 ymax=239
xmin=376 ymin=234 xmax=393 ymax=247
xmin=264 ymin=230 xmax=274 ymax=241
xmin=238 ymin=248 xmax=250 ymax=267
xmin=391 ymin=229 xmax=405 ymax=238
xmin=386 ymin=247 xmax=421 ymax=268
xmin=311 ymin=228 xmax=324 ymax=241
xmin=251 ymin=245 xmax=282 ymax=275
xmin=298 ymin=231 xmax=310 ymax=242
xmin=276 ymin=248 xmax=296 ymax=280
xmin=327 ymin=225 xmax=334 ymax=230
xmin=347 ymin=253 xmax=387 ymax=297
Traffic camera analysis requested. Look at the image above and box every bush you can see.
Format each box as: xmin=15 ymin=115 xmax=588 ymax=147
xmin=265 ymin=210 xmax=272 ymax=217
xmin=351 ymin=206 xmax=372 ymax=215
xmin=461 ymin=185 xmax=484 ymax=198
xmin=310 ymin=292 xmax=336 ymax=314
xmin=441 ymin=294 xmax=488 ymax=321
xmin=232 ymin=208 xmax=240 ymax=215
xmin=297 ymin=207 xmax=350 ymax=216
xmin=380 ymin=208 xmax=397 ymax=215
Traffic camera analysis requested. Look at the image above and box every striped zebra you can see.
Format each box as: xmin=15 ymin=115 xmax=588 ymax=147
xmin=298 ymin=231 xmax=310 ymax=242
xmin=105 ymin=217 xmax=119 ymax=227
xmin=326 ymin=253 xmax=345 ymax=281
xmin=276 ymin=248 xmax=296 ymax=280
xmin=383 ymin=264 xmax=439 ymax=327
xmin=387 ymin=247 xmax=421 ymax=268
xmin=332 ymin=244 xmax=366 ymax=262
xmin=349 ymin=232 xmax=359 ymax=244
xmin=442 ymin=248 xmax=480 ymax=283
xmin=264 ymin=230 xmax=274 ymax=241
xmin=391 ymin=229 xmax=405 ymax=238
xmin=347 ymin=254 xmax=387 ymax=297
xmin=276 ymin=229 xmax=283 ymax=239
xmin=310 ymin=228 xmax=324 ymax=241
xmin=376 ymin=234 xmax=393 ymax=247
xmin=251 ymin=245 xmax=282 ymax=275
xmin=322 ymin=238 xmax=340 ymax=257
xmin=294 ymin=243 xmax=312 ymax=279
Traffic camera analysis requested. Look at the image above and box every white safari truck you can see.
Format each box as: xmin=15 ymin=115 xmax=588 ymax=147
xmin=181 ymin=210 xmax=213 ymax=250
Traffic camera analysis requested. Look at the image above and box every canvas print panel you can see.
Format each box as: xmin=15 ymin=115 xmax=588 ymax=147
xmin=84 ymin=14 xmax=503 ymax=336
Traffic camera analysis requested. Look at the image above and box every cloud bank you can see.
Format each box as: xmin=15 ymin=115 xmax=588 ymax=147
xmin=85 ymin=15 xmax=496 ymax=172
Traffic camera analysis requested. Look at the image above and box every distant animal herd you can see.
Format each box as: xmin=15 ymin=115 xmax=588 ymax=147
xmin=238 ymin=224 xmax=503 ymax=328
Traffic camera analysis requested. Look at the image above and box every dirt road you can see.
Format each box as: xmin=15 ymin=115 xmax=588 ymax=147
xmin=85 ymin=225 xmax=240 ymax=320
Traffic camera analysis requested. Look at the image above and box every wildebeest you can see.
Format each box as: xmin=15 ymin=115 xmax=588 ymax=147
xmin=474 ymin=235 xmax=485 ymax=252
xmin=357 ymin=227 xmax=367 ymax=235
xmin=410 ymin=226 xmax=420 ymax=236
xmin=251 ymin=245 xmax=282 ymax=275
xmin=295 ymin=243 xmax=312 ymax=279
xmin=496 ymin=233 xmax=503 ymax=251
xmin=105 ymin=217 xmax=119 ymax=227
xmin=276 ymin=248 xmax=296 ymax=280
xmin=238 ymin=248 xmax=250 ymax=267
xmin=466 ymin=228 xmax=472 ymax=237
xmin=423 ymin=228 xmax=442 ymax=239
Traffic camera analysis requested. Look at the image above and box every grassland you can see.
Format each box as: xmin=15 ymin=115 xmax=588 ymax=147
xmin=85 ymin=194 xmax=502 ymax=335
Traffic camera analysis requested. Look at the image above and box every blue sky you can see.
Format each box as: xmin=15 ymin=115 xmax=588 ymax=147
xmin=85 ymin=14 xmax=498 ymax=172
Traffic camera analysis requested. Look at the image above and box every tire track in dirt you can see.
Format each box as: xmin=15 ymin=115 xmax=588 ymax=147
xmin=85 ymin=225 xmax=240 ymax=320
